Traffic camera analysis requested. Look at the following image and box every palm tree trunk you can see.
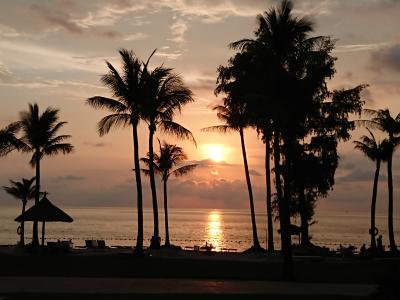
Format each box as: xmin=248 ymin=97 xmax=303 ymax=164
xmin=273 ymin=133 xmax=293 ymax=280
xmin=265 ymin=140 xmax=274 ymax=252
xmin=163 ymin=179 xmax=170 ymax=246
xmin=387 ymin=152 xmax=397 ymax=252
xmin=370 ymin=159 xmax=380 ymax=250
xmin=239 ymin=128 xmax=260 ymax=250
xmin=132 ymin=125 xmax=144 ymax=256
xmin=32 ymin=155 xmax=40 ymax=247
xmin=298 ymin=187 xmax=309 ymax=246
xmin=148 ymin=125 xmax=160 ymax=248
xmin=20 ymin=200 xmax=26 ymax=246
xmin=282 ymin=140 xmax=294 ymax=265
xmin=41 ymin=221 xmax=45 ymax=246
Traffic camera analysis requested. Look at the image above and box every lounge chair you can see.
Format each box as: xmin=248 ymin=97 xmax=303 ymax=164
xmin=85 ymin=240 xmax=98 ymax=248
xmin=97 ymin=240 xmax=106 ymax=249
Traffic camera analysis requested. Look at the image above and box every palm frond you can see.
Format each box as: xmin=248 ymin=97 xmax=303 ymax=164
xmin=201 ymin=125 xmax=233 ymax=133
xmin=97 ymin=113 xmax=131 ymax=136
xmin=43 ymin=143 xmax=74 ymax=156
xmin=172 ymin=164 xmax=197 ymax=177
xmin=159 ymin=121 xmax=196 ymax=146
xmin=86 ymin=96 xmax=127 ymax=113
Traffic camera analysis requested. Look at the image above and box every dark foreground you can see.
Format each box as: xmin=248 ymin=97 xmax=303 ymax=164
xmin=0 ymin=247 xmax=399 ymax=299
xmin=0 ymin=277 xmax=378 ymax=300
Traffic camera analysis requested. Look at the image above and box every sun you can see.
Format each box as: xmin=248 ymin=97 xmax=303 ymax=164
xmin=207 ymin=145 xmax=224 ymax=162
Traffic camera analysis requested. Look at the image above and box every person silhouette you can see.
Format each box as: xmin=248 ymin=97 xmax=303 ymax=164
xmin=360 ymin=244 xmax=366 ymax=254
xmin=377 ymin=235 xmax=384 ymax=252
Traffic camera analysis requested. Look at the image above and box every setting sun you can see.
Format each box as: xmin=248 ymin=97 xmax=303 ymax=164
xmin=206 ymin=145 xmax=225 ymax=162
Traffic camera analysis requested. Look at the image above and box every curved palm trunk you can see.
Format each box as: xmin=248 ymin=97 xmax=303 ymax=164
xmin=370 ymin=159 xmax=380 ymax=250
xmin=239 ymin=128 xmax=261 ymax=249
xmin=32 ymin=155 xmax=40 ymax=247
xmin=387 ymin=152 xmax=397 ymax=252
xmin=148 ymin=125 xmax=160 ymax=248
xmin=163 ymin=179 xmax=170 ymax=246
xmin=132 ymin=125 xmax=144 ymax=256
xmin=273 ymin=133 xmax=293 ymax=280
xmin=20 ymin=200 xmax=26 ymax=246
xmin=265 ymin=140 xmax=274 ymax=252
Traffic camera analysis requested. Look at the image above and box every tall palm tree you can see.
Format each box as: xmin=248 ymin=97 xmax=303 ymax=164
xmin=141 ymin=55 xmax=195 ymax=248
xmin=3 ymin=177 xmax=36 ymax=246
xmin=87 ymin=49 xmax=151 ymax=256
xmin=202 ymin=102 xmax=262 ymax=251
xmin=16 ymin=103 xmax=73 ymax=246
xmin=0 ymin=122 xmax=23 ymax=157
xmin=354 ymin=129 xmax=387 ymax=250
xmin=264 ymin=131 xmax=274 ymax=252
xmin=141 ymin=141 xmax=197 ymax=246
xmin=230 ymin=0 xmax=332 ymax=277
xmin=359 ymin=109 xmax=400 ymax=253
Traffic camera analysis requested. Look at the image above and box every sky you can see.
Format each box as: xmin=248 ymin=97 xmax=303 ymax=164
xmin=1 ymin=0 xmax=400 ymax=216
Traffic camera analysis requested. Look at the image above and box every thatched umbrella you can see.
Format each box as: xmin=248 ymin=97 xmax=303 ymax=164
xmin=15 ymin=193 xmax=73 ymax=246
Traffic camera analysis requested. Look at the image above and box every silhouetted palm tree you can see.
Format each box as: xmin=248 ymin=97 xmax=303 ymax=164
xmin=0 ymin=122 xmax=22 ymax=157
xmin=359 ymin=109 xmax=400 ymax=253
xmin=3 ymin=177 xmax=36 ymax=246
xmin=87 ymin=49 xmax=151 ymax=256
xmin=16 ymin=103 xmax=73 ymax=246
xmin=354 ymin=129 xmax=387 ymax=250
xmin=202 ymin=103 xmax=262 ymax=251
xmin=229 ymin=0 xmax=316 ymax=274
xmin=141 ymin=54 xmax=195 ymax=248
xmin=141 ymin=141 xmax=197 ymax=246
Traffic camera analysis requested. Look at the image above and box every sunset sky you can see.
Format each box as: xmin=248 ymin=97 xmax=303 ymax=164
xmin=1 ymin=0 xmax=400 ymax=214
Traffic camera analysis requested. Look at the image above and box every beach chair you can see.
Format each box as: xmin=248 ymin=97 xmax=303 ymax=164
xmin=85 ymin=240 xmax=98 ymax=248
xmin=97 ymin=240 xmax=106 ymax=249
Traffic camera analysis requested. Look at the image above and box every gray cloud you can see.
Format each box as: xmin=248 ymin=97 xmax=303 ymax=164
xmin=54 ymin=175 xmax=86 ymax=181
xmin=188 ymin=159 xmax=233 ymax=168
xmin=371 ymin=44 xmax=400 ymax=72
xmin=0 ymin=63 xmax=59 ymax=88
xmin=360 ymin=88 xmax=374 ymax=104
xmin=84 ymin=141 xmax=107 ymax=147
xmin=30 ymin=3 xmax=83 ymax=34
xmin=249 ymin=169 xmax=262 ymax=177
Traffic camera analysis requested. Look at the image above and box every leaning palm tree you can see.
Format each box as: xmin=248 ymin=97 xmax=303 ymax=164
xmin=16 ymin=103 xmax=73 ymax=246
xmin=3 ymin=177 xmax=36 ymax=246
xmin=141 ymin=141 xmax=197 ymax=246
xmin=359 ymin=109 xmax=400 ymax=253
xmin=0 ymin=122 xmax=23 ymax=157
xmin=87 ymin=49 xmax=150 ymax=256
xmin=141 ymin=55 xmax=195 ymax=248
xmin=354 ymin=129 xmax=387 ymax=250
xmin=202 ymin=102 xmax=262 ymax=251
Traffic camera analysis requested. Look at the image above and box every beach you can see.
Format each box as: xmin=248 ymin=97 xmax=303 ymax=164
xmin=0 ymin=245 xmax=399 ymax=299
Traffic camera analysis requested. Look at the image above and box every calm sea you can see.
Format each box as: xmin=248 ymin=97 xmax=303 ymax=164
xmin=0 ymin=206 xmax=399 ymax=251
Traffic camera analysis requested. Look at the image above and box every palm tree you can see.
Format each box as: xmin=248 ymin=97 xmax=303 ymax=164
xmin=141 ymin=141 xmax=197 ymax=246
xmin=229 ymin=0 xmax=332 ymax=277
xmin=16 ymin=103 xmax=73 ymax=246
xmin=359 ymin=109 xmax=400 ymax=253
xmin=3 ymin=177 xmax=36 ymax=246
xmin=0 ymin=122 xmax=22 ymax=157
xmin=141 ymin=55 xmax=195 ymax=248
xmin=354 ymin=129 xmax=387 ymax=250
xmin=87 ymin=49 xmax=151 ymax=256
xmin=202 ymin=102 xmax=262 ymax=251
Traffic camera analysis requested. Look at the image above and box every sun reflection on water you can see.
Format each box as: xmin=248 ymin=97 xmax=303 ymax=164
xmin=206 ymin=210 xmax=223 ymax=251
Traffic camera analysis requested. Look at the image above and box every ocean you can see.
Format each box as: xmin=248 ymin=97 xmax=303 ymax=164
xmin=0 ymin=206 xmax=399 ymax=251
